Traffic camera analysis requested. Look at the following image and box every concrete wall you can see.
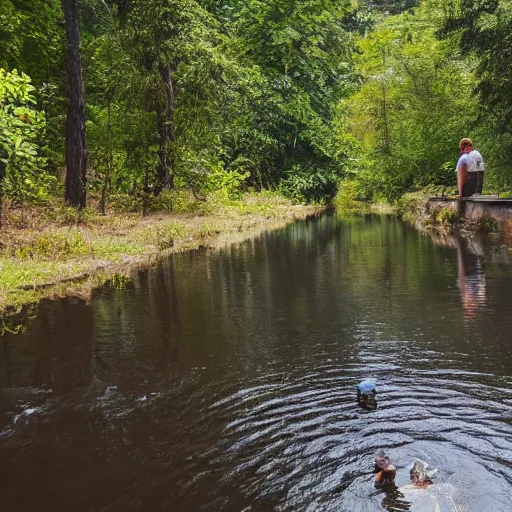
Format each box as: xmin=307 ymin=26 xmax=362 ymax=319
xmin=429 ymin=198 xmax=512 ymax=237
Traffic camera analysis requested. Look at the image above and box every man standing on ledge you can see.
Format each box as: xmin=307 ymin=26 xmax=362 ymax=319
xmin=456 ymin=138 xmax=486 ymax=199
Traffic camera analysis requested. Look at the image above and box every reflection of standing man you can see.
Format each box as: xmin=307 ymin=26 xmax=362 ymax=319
xmin=456 ymin=237 xmax=486 ymax=322
xmin=456 ymin=138 xmax=486 ymax=199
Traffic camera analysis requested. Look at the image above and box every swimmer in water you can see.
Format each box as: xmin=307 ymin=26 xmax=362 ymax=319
xmin=398 ymin=460 xmax=441 ymax=512
xmin=374 ymin=452 xmax=397 ymax=488
xmin=379 ymin=458 xmax=442 ymax=512
xmin=410 ymin=459 xmax=434 ymax=488
xmin=356 ymin=379 xmax=378 ymax=410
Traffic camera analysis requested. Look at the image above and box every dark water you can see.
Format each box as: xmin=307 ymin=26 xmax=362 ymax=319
xmin=1 ymin=215 xmax=512 ymax=512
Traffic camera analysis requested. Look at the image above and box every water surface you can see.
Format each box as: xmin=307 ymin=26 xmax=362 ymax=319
xmin=1 ymin=215 xmax=511 ymax=511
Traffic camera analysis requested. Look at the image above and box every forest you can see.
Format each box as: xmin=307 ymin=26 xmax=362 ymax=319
xmin=1 ymin=0 xmax=511 ymax=217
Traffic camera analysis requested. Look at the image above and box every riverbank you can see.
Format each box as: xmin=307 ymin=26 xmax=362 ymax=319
xmin=395 ymin=191 xmax=510 ymax=239
xmin=0 ymin=192 xmax=320 ymax=320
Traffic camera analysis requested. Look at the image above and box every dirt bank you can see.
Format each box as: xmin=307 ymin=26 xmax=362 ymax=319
xmin=0 ymin=193 xmax=320 ymax=323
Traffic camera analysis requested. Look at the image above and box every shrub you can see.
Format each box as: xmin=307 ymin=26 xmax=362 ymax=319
xmin=193 ymin=222 xmax=222 ymax=238
xmin=11 ymin=229 xmax=89 ymax=260
xmin=0 ymin=69 xmax=54 ymax=207
xmin=477 ymin=214 xmax=498 ymax=233
xmin=41 ymin=204 xmax=97 ymax=226
xmin=154 ymin=221 xmax=187 ymax=250
xmin=334 ymin=180 xmax=368 ymax=215
xmin=200 ymin=169 xmax=249 ymax=199
xmin=436 ymin=207 xmax=458 ymax=227
xmin=109 ymin=193 xmax=144 ymax=213
xmin=153 ymin=189 xmax=200 ymax=213
xmin=279 ymin=165 xmax=339 ymax=204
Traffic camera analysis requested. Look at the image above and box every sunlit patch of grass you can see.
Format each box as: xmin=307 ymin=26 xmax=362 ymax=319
xmin=0 ymin=192 xmax=321 ymax=314
xmin=192 ymin=221 xmax=224 ymax=238
xmin=154 ymin=221 xmax=188 ymax=250
xmin=0 ymin=259 xmax=87 ymax=290
xmin=91 ymin=239 xmax=145 ymax=260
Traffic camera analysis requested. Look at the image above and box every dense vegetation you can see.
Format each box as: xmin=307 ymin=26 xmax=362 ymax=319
xmin=341 ymin=0 xmax=512 ymax=203
xmin=1 ymin=0 xmax=511 ymax=218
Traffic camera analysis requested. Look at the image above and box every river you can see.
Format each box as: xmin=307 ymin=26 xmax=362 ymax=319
xmin=1 ymin=214 xmax=511 ymax=511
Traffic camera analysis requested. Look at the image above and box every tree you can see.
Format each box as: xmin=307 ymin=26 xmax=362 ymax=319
xmin=61 ymin=0 xmax=87 ymax=208
xmin=0 ymin=1 xmax=66 ymax=175
xmin=0 ymin=69 xmax=51 ymax=226
xmin=218 ymin=0 xmax=356 ymax=201
xmin=122 ymin=0 xmax=216 ymax=193
xmin=345 ymin=3 xmax=477 ymax=200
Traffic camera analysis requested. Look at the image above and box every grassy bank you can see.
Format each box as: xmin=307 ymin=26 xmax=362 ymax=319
xmin=0 ymin=192 xmax=320 ymax=318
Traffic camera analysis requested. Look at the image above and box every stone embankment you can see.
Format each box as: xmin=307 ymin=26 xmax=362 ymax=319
xmin=428 ymin=196 xmax=512 ymax=237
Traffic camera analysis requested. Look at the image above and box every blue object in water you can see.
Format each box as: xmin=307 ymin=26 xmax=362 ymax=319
xmin=356 ymin=379 xmax=376 ymax=394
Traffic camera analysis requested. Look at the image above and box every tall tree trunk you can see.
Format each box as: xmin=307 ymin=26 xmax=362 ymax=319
xmin=116 ymin=0 xmax=132 ymax=28
xmin=62 ymin=0 xmax=87 ymax=208
xmin=156 ymin=63 xmax=175 ymax=193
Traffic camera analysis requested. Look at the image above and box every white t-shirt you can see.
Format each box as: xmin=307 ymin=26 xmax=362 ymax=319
xmin=456 ymin=150 xmax=486 ymax=173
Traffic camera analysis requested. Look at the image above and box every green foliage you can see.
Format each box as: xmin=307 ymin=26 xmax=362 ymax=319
xmin=103 ymin=273 xmax=132 ymax=290
xmin=108 ymin=193 xmax=144 ymax=213
xmin=435 ymin=207 xmax=458 ymax=228
xmin=193 ymin=222 xmax=222 ymax=238
xmin=333 ymin=180 xmax=369 ymax=214
xmin=8 ymin=229 xmax=89 ymax=260
xmin=198 ymin=169 xmax=249 ymax=199
xmin=279 ymin=165 xmax=339 ymax=204
xmin=154 ymin=221 xmax=188 ymax=250
xmin=394 ymin=190 xmax=428 ymax=223
xmin=39 ymin=203 xmax=94 ymax=225
xmin=341 ymin=2 xmax=481 ymax=201
xmin=153 ymin=189 xmax=202 ymax=214
xmin=6 ymin=0 xmax=512 ymax=211
xmin=441 ymin=0 xmax=512 ymax=134
xmin=477 ymin=214 xmax=498 ymax=234
xmin=0 ymin=1 xmax=63 ymax=81
xmin=0 ymin=68 xmax=54 ymax=205
xmin=0 ymin=0 xmax=65 ymax=174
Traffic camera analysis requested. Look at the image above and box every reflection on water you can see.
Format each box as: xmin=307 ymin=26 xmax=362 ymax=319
xmin=456 ymin=236 xmax=487 ymax=324
xmin=1 ymin=215 xmax=512 ymax=512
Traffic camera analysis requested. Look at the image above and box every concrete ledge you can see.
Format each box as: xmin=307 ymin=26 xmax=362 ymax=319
xmin=429 ymin=195 xmax=512 ymax=236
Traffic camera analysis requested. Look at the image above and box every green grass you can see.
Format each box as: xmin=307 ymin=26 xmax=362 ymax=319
xmin=0 ymin=192 xmax=320 ymax=315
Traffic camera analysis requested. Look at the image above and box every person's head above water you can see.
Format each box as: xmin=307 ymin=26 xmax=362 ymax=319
xmin=410 ymin=460 xmax=433 ymax=488
xmin=374 ymin=452 xmax=390 ymax=471
xmin=356 ymin=379 xmax=376 ymax=396
xmin=374 ymin=452 xmax=396 ymax=487
xmin=356 ymin=379 xmax=377 ymax=409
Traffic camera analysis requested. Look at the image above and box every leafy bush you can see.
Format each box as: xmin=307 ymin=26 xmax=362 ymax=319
xmin=279 ymin=165 xmax=340 ymax=204
xmin=193 ymin=222 xmax=222 ymax=238
xmin=334 ymin=180 xmax=368 ymax=214
xmin=11 ymin=229 xmax=89 ymax=260
xmin=435 ymin=207 xmax=458 ymax=228
xmin=40 ymin=204 xmax=97 ymax=226
xmin=154 ymin=221 xmax=187 ymax=250
xmin=477 ymin=214 xmax=498 ymax=233
xmin=199 ymin=169 xmax=250 ymax=199
xmin=109 ymin=193 xmax=145 ymax=213
xmin=153 ymin=189 xmax=201 ymax=213
xmin=0 ymin=69 xmax=54 ymax=206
